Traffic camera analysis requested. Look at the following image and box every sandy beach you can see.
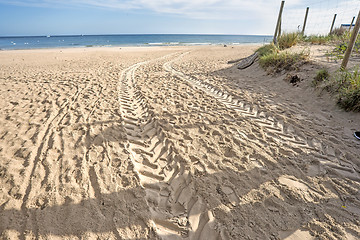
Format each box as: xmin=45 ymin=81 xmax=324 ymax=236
xmin=0 ymin=45 xmax=360 ymax=239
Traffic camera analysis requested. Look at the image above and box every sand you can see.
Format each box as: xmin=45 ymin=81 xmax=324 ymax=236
xmin=0 ymin=45 xmax=359 ymax=240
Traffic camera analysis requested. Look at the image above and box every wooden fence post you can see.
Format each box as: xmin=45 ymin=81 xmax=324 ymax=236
xmin=278 ymin=20 xmax=282 ymax=39
xmin=341 ymin=11 xmax=360 ymax=70
xmin=301 ymin=7 xmax=309 ymax=35
xmin=330 ymin=14 xmax=337 ymax=35
xmin=273 ymin=1 xmax=285 ymax=44
xmin=349 ymin=16 xmax=355 ymax=31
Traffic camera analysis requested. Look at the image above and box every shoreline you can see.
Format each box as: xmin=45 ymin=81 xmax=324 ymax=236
xmin=0 ymin=43 xmax=264 ymax=52
xmin=0 ymin=34 xmax=272 ymax=51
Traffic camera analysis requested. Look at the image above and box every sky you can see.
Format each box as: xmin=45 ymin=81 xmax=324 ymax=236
xmin=0 ymin=0 xmax=359 ymax=36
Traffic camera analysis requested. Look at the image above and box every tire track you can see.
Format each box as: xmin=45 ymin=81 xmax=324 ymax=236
xmin=164 ymin=53 xmax=360 ymax=181
xmin=118 ymin=56 xmax=221 ymax=240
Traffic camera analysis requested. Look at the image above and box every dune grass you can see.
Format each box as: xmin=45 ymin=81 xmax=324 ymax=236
xmin=301 ymin=35 xmax=333 ymax=44
xmin=259 ymin=50 xmax=309 ymax=73
xmin=277 ymin=32 xmax=299 ymax=50
xmin=313 ymin=69 xmax=330 ymax=86
xmin=256 ymin=33 xmax=306 ymax=72
xmin=300 ymin=27 xmax=349 ymax=44
xmin=256 ymin=43 xmax=278 ymax=57
xmin=314 ymin=68 xmax=360 ymax=111
xmin=327 ymin=69 xmax=360 ymax=111
xmin=255 ymin=30 xmax=360 ymax=111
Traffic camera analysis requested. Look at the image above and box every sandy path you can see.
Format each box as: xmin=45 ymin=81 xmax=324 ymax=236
xmin=1 ymin=46 xmax=360 ymax=240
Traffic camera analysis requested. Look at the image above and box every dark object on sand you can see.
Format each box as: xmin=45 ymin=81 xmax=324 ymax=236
xmin=354 ymin=132 xmax=360 ymax=140
xmin=285 ymin=74 xmax=302 ymax=86
xmin=289 ymin=75 xmax=301 ymax=85
xmin=237 ymin=52 xmax=259 ymax=70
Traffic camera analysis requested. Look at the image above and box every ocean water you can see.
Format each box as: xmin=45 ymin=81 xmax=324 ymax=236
xmin=0 ymin=34 xmax=272 ymax=50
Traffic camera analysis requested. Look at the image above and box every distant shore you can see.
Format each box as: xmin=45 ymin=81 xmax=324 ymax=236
xmin=0 ymin=44 xmax=265 ymax=53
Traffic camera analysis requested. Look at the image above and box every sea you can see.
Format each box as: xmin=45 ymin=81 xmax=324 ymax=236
xmin=0 ymin=34 xmax=272 ymax=50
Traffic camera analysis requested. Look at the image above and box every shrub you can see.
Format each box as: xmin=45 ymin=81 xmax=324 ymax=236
xmin=313 ymin=69 xmax=330 ymax=86
xmin=277 ymin=32 xmax=299 ymax=50
xmin=326 ymin=33 xmax=359 ymax=60
xmin=259 ymin=50 xmax=309 ymax=73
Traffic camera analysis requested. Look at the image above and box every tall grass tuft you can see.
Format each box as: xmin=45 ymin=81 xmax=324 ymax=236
xmin=335 ymin=69 xmax=360 ymax=111
xmin=313 ymin=69 xmax=330 ymax=86
xmin=256 ymin=43 xmax=278 ymax=57
xmin=259 ymin=50 xmax=309 ymax=73
xmin=277 ymin=32 xmax=299 ymax=50
xmin=323 ymin=68 xmax=360 ymax=111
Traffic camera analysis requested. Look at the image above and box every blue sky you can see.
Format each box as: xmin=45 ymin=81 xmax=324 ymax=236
xmin=0 ymin=0 xmax=358 ymax=36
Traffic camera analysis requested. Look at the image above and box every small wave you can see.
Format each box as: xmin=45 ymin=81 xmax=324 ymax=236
xmin=147 ymin=42 xmax=181 ymax=46
xmin=185 ymin=42 xmax=212 ymax=45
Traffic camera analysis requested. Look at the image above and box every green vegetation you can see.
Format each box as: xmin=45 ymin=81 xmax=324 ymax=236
xmin=313 ymin=69 xmax=330 ymax=86
xmin=256 ymin=43 xmax=278 ymax=57
xmin=254 ymin=29 xmax=360 ymax=111
xmin=256 ymin=32 xmax=307 ymax=72
xmin=331 ymin=27 xmax=347 ymax=37
xmin=257 ymin=29 xmax=359 ymax=71
xmin=324 ymin=69 xmax=360 ymax=111
xmin=301 ymin=27 xmax=350 ymax=45
xmin=301 ymin=35 xmax=333 ymax=44
xmin=315 ymin=68 xmax=360 ymax=111
xmin=256 ymin=33 xmax=309 ymax=73
xmin=332 ymin=34 xmax=360 ymax=54
xmin=259 ymin=50 xmax=309 ymax=73
xmin=277 ymin=32 xmax=299 ymax=50
xmin=323 ymin=32 xmax=360 ymax=61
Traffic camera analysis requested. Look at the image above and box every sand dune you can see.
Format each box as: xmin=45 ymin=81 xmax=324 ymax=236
xmin=0 ymin=45 xmax=360 ymax=239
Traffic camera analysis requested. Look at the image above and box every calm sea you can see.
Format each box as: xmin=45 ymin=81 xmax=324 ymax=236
xmin=0 ymin=34 xmax=272 ymax=50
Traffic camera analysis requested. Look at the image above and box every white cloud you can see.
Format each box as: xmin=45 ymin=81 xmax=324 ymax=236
xmin=0 ymin=0 xmax=299 ymax=20
xmin=1 ymin=0 xmax=358 ymax=34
